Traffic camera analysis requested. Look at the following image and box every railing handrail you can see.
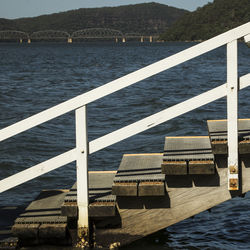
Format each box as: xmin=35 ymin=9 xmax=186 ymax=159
xmin=0 ymin=73 xmax=249 ymax=193
xmin=0 ymin=22 xmax=249 ymax=142
xmin=89 ymin=74 xmax=250 ymax=154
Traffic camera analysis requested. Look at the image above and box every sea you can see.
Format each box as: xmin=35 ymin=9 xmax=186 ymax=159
xmin=0 ymin=41 xmax=249 ymax=249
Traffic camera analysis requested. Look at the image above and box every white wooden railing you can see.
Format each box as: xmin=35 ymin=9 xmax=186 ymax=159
xmin=0 ymin=22 xmax=250 ymax=232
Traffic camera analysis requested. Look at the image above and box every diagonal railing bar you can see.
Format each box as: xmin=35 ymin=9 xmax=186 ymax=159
xmin=89 ymin=74 xmax=250 ymax=154
xmin=0 ymin=22 xmax=249 ymax=142
xmin=0 ymin=74 xmax=249 ymax=194
xmin=0 ymin=148 xmax=77 ymax=193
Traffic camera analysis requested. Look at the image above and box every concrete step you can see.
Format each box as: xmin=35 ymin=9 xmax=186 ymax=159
xmin=112 ymin=153 xmax=165 ymax=197
xmin=207 ymin=119 xmax=250 ymax=155
xmin=162 ymin=136 xmax=215 ymax=175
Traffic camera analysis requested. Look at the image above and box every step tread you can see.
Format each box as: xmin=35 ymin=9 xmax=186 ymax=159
xmin=62 ymin=171 xmax=117 ymax=218
xmin=207 ymin=119 xmax=250 ymax=154
xmin=14 ymin=190 xmax=68 ymax=224
xmin=113 ymin=154 xmax=165 ymax=182
xmin=207 ymin=119 xmax=250 ymax=141
xmin=163 ymin=136 xmax=214 ymax=161
xmin=64 ymin=171 xmax=116 ymax=203
xmin=162 ymin=136 xmax=215 ymax=175
xmin=12 ymin=190 xmax=68 ymax=241
xmin=112 ymin=154 xmax=165 ymax=196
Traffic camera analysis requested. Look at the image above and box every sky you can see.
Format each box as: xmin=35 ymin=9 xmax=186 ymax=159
xmin=0 ymin=0 xmax=212 ymax=19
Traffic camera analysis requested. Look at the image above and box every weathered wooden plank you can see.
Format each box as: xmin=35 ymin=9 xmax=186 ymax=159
xmin=62 ymin=171 xmax=117 ymax=218
xmin=39 ymin=223 xmax=67 ymax=239
xmin=89 ymin=202 xmax=116 ymax=217
xmin=210 ymin=139 xmax=250 ymax=155
xmin=189 ymin=160 xmax=215 ymax=175
xmin=64 ymin=171 xmax=116 ymax=203
xmin=61 ymin=202 xmax=77 ymax=218
xmin=207 ymin=119 xmax=250 ymax=155
xmin=112 ymin=182 xmax=138 ymax=197
xmin=114 ymin=154 xmax=164 ymax=182
xmin=12 ymin=224 xmax=39 ymax=239
xmin=209 ymin=140 xmax=228 ymax=154
xmin=62 ymin=201 xmax=117 ymax=218
xmin=14 ymin=190 xmax=68 ymax=224
xmin=161 ymin=161 xmax=187 ymax=175
xmin=240 ymin=154 xmax=250 ymax=194
xmin=239 ymin=140 xmax=250 ymax=154
xmin=164 ymin=136 xmax=214 ymax=161
xmin=94 ymin=158 xmax=250 ymax=248
xmin=112 ymin=154 xmax=165 ymax=196
xmin=138 ymin=181 xmax=165 ymax=196
xmin=12 ymin=190 xmax=68 ymax=240
xmin=163 ymin=137 xmax=215 ymax=175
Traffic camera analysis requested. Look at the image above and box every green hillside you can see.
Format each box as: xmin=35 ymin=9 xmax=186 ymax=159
xmin=0 ymin=18 xmax=18 ymax=30
xmin=160 ymin=0 xmax=250 ymax=41
xmin=0 ymin=3 xmax=188 ymax=35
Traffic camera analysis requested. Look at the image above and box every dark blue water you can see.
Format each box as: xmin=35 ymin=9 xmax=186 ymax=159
xmin=0 ymin=42 xmax=249 ymax=249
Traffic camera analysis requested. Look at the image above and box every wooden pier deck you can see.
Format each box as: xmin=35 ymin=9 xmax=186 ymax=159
xmin=95 ymin=159 xmax=250 ymax=247
xmin=3 ymin=119 xmax=249 ymax=248
xmin=6 ymin=159 xmax=250 ymax=248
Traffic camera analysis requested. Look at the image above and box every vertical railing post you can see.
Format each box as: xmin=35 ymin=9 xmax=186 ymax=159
xmin=227 ymin=39 xmax=239 ymax=190
xmin=75 ymin=105 xmax=89 ymax=240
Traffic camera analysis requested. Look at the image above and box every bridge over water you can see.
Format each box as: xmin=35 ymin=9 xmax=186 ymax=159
xmin=0 ymin=28 xmax=157 ymax=43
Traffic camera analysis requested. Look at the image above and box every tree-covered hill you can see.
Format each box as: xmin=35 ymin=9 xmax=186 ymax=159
xmin=0 ymin=3 xmax=188 ymax=35
xmin=160 ymin=0 xmax=250 ymax=41
xmin=0 ymin=18 xmax=17 ymax=30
